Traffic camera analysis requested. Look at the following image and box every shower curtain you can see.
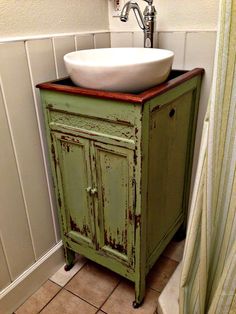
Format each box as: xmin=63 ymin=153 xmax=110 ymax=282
xmin=179 ymin=0 xmax=236 ymax=313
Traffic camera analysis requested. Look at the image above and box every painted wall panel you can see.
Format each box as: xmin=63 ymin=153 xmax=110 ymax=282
xmin=0 ymin=88 xmax=35 ymax=280
xmin=0 ymin=41 xmax=57 ymax=259
xmin=0 ymin=30 xmax=111 ymax=304
xmin=54 ymin=36 xmax=76 ymax=78
xmin=76 ymin=34 xmax=94 ymax=50
xmin=0 ymin=236 xmax=11 ymax=290
xmin=26 ymin=38 xmax=58 ymax=148
xmin=94 ymin=33 xmax=111 ymax=49
xmin=110 ymin=32 xmax=133 ymax=47
xmin=26 ymin=39 xmax=57 ymax=85
xmin=158 ymin=32 xmax=186 ymax=69
xmin=26 ymin=38 xmax=57 ymax=125
xmin=26 ymin=38 xmax=61 ymax=243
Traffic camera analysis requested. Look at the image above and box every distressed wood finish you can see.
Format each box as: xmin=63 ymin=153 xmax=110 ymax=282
xmin=38 ymin=68 xmax=203 ymax=306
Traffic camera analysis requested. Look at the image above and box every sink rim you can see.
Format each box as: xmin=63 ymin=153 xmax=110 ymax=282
xmin=64 ymin=47 xmax=174 ymax=68
xmin=63 ymin=47 xmax=175 ymax=93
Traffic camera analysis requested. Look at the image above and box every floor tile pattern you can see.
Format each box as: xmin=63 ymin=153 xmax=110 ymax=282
xmin=15 ymin=240 xmax=183 ymax=314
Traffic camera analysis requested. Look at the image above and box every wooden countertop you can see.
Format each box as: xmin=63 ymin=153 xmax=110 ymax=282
xmin=36 ymin=68 xmax=204 ymax=105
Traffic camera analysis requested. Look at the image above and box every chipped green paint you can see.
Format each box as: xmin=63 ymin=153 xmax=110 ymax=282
xmin=39 ymin=70 xmax=203 ymax=306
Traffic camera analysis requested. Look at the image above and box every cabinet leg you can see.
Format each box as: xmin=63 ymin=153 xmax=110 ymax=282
xmin=64 ymin=247 xmax=75 ymax=271
xmin=133 ymin=277 xmax=145 ymax=308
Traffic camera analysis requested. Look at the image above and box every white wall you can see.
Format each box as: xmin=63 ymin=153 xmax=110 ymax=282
xmin=109 ymin=0 xmax=219 ymax=31
xmin=0 ymin=0 xmax=109 ymax=37
xmin=0 ymin=32 xmax=110 ymax=314
xmin=0 ymin=1 xmax=110 ymax=313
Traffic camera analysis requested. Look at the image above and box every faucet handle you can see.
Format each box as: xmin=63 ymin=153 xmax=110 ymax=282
xmin=143 ymin=0 xmax=153 ymax=5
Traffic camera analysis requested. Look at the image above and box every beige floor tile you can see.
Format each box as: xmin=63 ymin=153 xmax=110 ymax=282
xmin=50 ymin=255 xmax=87 ymax=287
xmin=162 ymin=240 xmax=185 ymax=262
xmin=102 ymin=280 xmax=160 ymax=314
xmin=97 ymin=311 xmax=107 ymax=314
xmin=65 ymin=261 xmax=120 ymax=307
xmin=147 ymin=256 xmax=178 ymax=293
xmin=15 ymin=280 xmax=61 ymax=314
xmin=41 ymin=289 xmax=97 ymax=314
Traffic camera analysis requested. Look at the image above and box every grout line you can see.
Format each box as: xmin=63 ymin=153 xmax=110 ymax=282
xmin=96 ymin=310 xmax=107 ymax=314
xmin=50 ymin=258 xmax=88 ymax=288
xmin=24 ymin=41 xmax=59 ymax=244
xmin=97 ymin=278 xmax=121 ymax=311
xmin=149 ymin=286 xmax=163 ymax=294
xmin=62 ymin=262 xmax=121 ymax=310
xmin=30 ymin=260 xmax=88 ymax=313
xmin=0 ymin=75 xmax=37 ymax=261
xmin=65 ymin=259 xmax=88 ymax=284
xmin=52 ymin=38 xmax=59 ymax=79
xmin=63 ymin=289 xmax=100 ymax=309
xmin=38 ymin=284 xmax=63 ymax=313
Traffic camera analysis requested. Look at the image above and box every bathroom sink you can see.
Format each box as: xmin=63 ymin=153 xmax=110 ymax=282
xmin=64 ymin=48 xmax=174 ymax=93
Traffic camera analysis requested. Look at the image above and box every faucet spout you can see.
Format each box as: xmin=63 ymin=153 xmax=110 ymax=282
xmin=120 ymin=0 xmax=156 ymax=48
xmin=120 ymin=1 xmax=146 ymax=30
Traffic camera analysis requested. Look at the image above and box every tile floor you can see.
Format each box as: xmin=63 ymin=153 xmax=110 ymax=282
xmin=15 ymin=240 xmax=185 ymax=314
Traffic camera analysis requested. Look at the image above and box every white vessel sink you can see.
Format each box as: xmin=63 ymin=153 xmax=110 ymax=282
xmin=64 ymin=48 xmax=174 ymax=93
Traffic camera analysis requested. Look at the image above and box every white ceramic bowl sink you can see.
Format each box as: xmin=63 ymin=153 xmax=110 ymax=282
xmin=64 ymin=48 xmax=174 ymax=93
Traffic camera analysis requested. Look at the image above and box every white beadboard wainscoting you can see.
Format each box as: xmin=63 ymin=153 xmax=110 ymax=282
xmin=0 ymin=31 xmax=110 ymax=314
xmin=0 ymin=29 xmax=216 ymax=313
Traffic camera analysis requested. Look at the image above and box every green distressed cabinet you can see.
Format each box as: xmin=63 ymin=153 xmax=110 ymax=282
xmin=37 ymin=68 xmax=203 ymax=307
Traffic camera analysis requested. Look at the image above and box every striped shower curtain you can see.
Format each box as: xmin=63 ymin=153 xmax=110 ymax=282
xmin=179 ymin=0 xmax=236 ymax=313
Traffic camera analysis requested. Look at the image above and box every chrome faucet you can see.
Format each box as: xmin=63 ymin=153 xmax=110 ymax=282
xmin=120 ymin=0 xmax=156 ymax=48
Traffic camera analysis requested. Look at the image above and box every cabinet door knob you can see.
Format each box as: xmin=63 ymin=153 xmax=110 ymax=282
xmin=85 ymin=187 xmax=92 ymax=193
xmin=90 ymin=188 xmax=98 ymax=195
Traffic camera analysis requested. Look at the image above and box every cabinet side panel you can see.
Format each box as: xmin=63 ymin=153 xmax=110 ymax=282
xmin=147 ymin=91 xmax=193 ymax=257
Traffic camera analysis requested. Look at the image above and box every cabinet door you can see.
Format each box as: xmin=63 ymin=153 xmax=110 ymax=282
xmin=92 ymin=142 xmax=135 ymax=265
xmin=52 ymin=132 xmax=95 ymax=247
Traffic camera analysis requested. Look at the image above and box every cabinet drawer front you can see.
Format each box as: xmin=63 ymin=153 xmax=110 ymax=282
xmin=48 ymin=110 xmax=136 ymax=142
xmin=92 ymin=142 xmax=135 ymax=266
xmin=52 ymin=132 xmax=96 ymax=247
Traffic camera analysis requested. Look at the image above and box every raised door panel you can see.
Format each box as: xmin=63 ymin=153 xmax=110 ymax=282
xmin=93 ymin=142 xmax=135 ymax=265
xmin=52 ymin=132 xmax=95 ymax=247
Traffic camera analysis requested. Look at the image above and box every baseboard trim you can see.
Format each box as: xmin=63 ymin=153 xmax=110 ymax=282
xmin=0 ymin=241 xmax=64 ymax=314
